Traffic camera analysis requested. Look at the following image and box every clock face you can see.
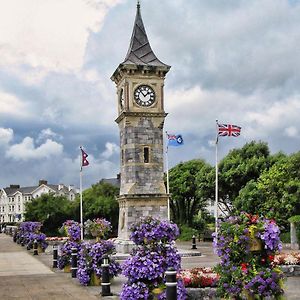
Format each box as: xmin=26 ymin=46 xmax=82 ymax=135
xmin=119 ymin=88 xmax=125 ymax=109
xmin=134 ymin=85 xmax=155 ymax=107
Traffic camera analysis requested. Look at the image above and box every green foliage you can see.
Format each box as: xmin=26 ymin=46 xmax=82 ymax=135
xmin=25 ymin=193 xmax=73 ymax=236
xmin=72 ymin=182 xmax=119 ymax=235
xmin=178 ymin=225 xmax=197 ymax=241
xmin=236 ymin=152 xmax=300 ymax=229
xmin=288 ymin=215 xmax=300 ymax=223
xmin=168 ymin=159 xmax=213 ymax=226
xmin=280 ymin=232 xmax=290 ymax=243
xmin=167 ymin=140 xmax=299 ymax=233
xmin=217 ymin=141 xmax=278 ymax=212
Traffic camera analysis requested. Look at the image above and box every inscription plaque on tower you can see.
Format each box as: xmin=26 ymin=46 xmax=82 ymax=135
xmin=111 ymin=2 xmax=170 ymax=253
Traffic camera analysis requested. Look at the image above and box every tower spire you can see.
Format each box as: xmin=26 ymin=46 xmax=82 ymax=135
xmin=121 ymin=2 xmax=169 ymax=68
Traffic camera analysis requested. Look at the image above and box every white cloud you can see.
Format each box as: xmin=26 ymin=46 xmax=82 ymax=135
xmin=37 ymin=128 xmax=62 ymax=142
xmin=245 ymin=97 xmax=300 ymax=137
xmin=0 ymin=128 xmax=13 ymax=146
xmin=285 ymin=126 xmax=298 ymax=138
xmin=0 ymin=91 xmax=29 ymax=117
xmin=0 ymin=0 xmax=122 ymax=73
xmin=6 ymin=137 xmax=63 ymax=160
xmin=101 ymin=142 xmax=119 ymax=159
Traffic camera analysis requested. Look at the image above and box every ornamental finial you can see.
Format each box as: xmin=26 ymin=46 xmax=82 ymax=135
xmin=137 ymin=0 xmax=140 ymax=9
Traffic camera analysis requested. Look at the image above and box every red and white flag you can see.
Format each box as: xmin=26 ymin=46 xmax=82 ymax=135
xmin=80 ymin=147 xmax=89 ymax=170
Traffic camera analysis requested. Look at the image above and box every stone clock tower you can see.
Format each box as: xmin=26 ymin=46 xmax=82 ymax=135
xmin=111 ymin=2 xmax=170 ymax=252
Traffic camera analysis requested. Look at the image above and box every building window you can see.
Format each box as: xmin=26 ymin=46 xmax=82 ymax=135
xmin=18 ymin=205 xmax=21 ymax=211
xmin=143 ymin=147 xmax=149 ymax=163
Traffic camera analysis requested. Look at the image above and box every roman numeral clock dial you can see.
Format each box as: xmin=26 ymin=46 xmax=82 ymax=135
xmin=134 ymin=85 xmax=155 ymax=107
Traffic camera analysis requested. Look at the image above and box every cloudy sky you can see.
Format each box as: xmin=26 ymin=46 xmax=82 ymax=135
xmin=0 ymin=0 xmax=299 ymax=189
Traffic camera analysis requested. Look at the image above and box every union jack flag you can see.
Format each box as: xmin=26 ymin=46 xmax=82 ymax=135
xmin=218 ymin=124 xmax=241 ymax=137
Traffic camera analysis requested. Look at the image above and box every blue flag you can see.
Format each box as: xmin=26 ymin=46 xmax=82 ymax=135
xmin=167 ymin=133 xmax=184 ymax=147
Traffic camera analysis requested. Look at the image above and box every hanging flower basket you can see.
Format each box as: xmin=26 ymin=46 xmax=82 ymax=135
xmin=84 ymin=218 xmax=111 ymax=240
xmin=64 ymin=264 xmax=71 ymax=273
xmin=213 ymin=213 xmax=284 ymax=299
xmin=89 ymin=271 xmax=101 ymax=286
xmin=249 ymin=237 xmax=262 ymax=252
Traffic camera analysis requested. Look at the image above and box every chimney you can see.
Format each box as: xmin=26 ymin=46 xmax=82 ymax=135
xmin=10 ymin=184 xmax=20 ymax=189
xmin=68 ymin=185 xmax=74 ymax=191
xmin=39 ymin=180 xmax=48 ymax=186
xmin=58 ymin=184 xmax=64 ymax=191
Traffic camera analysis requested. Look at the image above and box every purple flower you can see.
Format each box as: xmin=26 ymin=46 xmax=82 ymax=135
xmin=121 ymin=217 xmax=186 ymax=300
xmin=76 ymin=240 xmax=121 ymax=285
xmin=61 ymin=220 xmax=81 ymax=241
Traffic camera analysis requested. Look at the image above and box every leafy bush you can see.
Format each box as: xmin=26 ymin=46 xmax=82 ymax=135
xmin=280 ymin=232 xmax=290 ymax=243
xmin=178 ymin=225 xmax=197 ymax=241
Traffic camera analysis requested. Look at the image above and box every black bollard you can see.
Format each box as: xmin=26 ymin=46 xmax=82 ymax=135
xmin=101 ymin=255 xmax=112 ymax=296
xmin=21 ymin=236 xmax=25 ymax=247
xmin=33 ymin=239 xmax=38 ymax=255
xmin=53 ymin=245 xmax=58 ymax=268
xmin=165 ymin=267 xmax=177 ymax=300
xmin=13 ymin=231 xmax=17 ymax=243
xmin=191 ymin=235 xmax=197 ymax=249
xmin=71 ymin=247 xmax=78 ymax=278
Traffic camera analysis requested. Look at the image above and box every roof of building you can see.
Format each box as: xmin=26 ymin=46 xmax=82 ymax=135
xmin=121 ymin=3 xmax=170 ymax=69
xmin=100 ymin=178 xmax=120 ymax=188
xmin=3 ymin=184 xmax=76 ymax=196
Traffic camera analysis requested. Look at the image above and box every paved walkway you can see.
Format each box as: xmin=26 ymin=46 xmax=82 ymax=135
xmin=0 ymin=234 xmax=101 ymax=300
xmin=1 ymin=234 xmax=300 ymax=299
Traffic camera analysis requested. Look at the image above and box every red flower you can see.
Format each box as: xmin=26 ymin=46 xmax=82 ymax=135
xmin=268 ymin=255 xmax=275 ymax=262
xmin=251 ymin=215 xmax=259 ymax=223
xmin=240 ymin=263 xmax=248 ymax=272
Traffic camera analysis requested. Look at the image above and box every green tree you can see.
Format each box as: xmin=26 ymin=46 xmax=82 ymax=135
xmin=168 ymin=159 xmax=213 ymax=226
xmin=72 ymin=181 xmax=119 ymax=234
xmin=217 ymin=141 xmax=279 ymax=213
xmin=25 ymin=193 xmax=73 ymax=236
xmin=236 ymin=152 xmax=300 ymax=229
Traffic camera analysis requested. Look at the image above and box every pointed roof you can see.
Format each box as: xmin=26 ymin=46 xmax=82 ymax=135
xmin=122 ymin=2 xmax=170 ymax=69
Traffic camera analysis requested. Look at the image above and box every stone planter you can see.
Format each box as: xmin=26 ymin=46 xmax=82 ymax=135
xmin=186 ymin=287 xmax=217 ymax=300
xmin=280 ymin=264 xmax=300 ymax=276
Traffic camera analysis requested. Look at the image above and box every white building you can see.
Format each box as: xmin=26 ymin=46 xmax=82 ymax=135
xmin=0 ymin=180 xmax=78 ymax=223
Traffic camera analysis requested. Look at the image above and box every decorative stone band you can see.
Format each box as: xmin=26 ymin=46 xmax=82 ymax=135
xmin=280 ymin=265 xmax=300 ymax=277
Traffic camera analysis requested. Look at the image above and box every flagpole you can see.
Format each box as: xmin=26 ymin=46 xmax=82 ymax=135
xmin=166 ymin=150 xmax=170 ymax=221
xmin=79 ymin=147 xmax=84 ymax=241
xmin=215 ymin=120 xmax=219 ymax=234
xmin=165 ymin=131 xmax=170 ymax=221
